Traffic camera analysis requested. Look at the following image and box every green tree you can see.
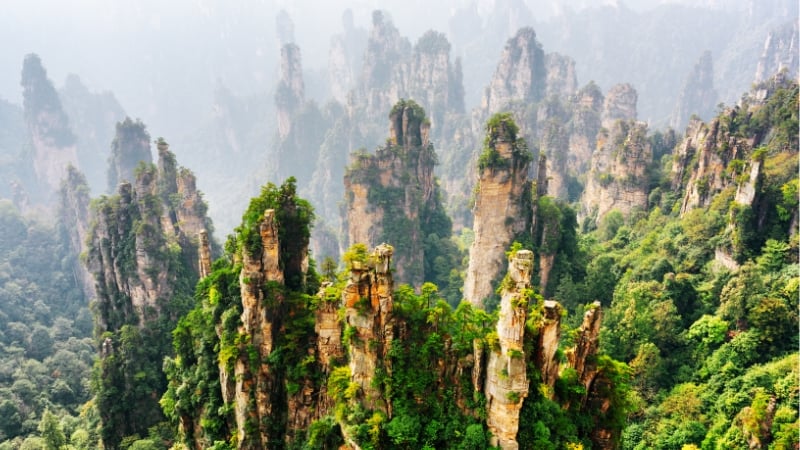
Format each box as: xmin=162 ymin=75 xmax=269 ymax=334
xmin=38 ymin=409 xmax=66 ymax=450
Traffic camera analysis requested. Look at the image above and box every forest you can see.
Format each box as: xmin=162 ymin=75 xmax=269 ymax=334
xmin=0 ymin=1 xmax=797 ymax=450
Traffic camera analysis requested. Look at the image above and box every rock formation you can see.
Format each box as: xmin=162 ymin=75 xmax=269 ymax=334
xmin=359 ymin=11 xmax=412 ymax=120
xmin=342 ymin=244 xmax=395 ymax=411
xmin=273 ymin=43 xmax=328 ymax=191
xmin=107 ymin=117 xmax=153 ymax=194
xmin=234 ymin=209 xmax=285 ymax=447
xmin=581 ymin=120 xmax=652 ymax=223
xmin=327 ymin=10 xmax=366 ymax=104
xmin=198 ymin=229 xmax=212 ymax=279
xmin=86 ymin=138 xmax=213 ymax=449
xmin=544 ymin=53 xmax=578 ymax=98
xmin=89 ymin=141 xmax=211 ymax=330
xmin=20 ymin=54 xmax=79 ymax=197
xmin=670 ymin=51 xmax=718 ymax=131
xmin=464 ymin=114 xmax=532 ymax=307
xmin=485 ymin=250 xmax=533 ymax=450
xmin=58 ymin=166 xmax=94 ymax=301
xmin=670 ymin=75 xmax=798 ymax=262
xmin=567 ymin=302 xmax=603 ymax=395
xmin=535 ymin=300 xmax=564 ymax=389
xmin=275 ymin=43 xmax=304 ymax=141
xmin=479 ymin=27 xmax=546 ymax=117
xmin=352 ymin=12 xmax=464 ymax=143
xmin=601 ymin=84 xmax=638 ymax=131
xmin=342 ymin=100 xmax=443 ymax=286
xmin=754 ymin=20 xmax=799 ymax=84
xmin=59 ymin=74 xmax=126 ymax=193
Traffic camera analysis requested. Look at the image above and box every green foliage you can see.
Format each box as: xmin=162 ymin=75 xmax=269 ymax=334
xmin=478 ymin=113 xmax=531 ymax=171
xmin=604 ymin=84 xmax=800 ymax=447
xmin=37 ymin=409 xmax=66 ymax=450
xmin=235 ymin=177 xmax=314 ymax=290
xmin=0 ymin=202 xmax=93 ymax=443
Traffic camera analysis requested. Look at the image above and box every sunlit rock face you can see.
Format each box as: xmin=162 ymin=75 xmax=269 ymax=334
xmin=464 ymin=118 xmax=532 ymax=308
xmin=484 ymin=250 xmax=532 ymax=450
xmin=754 ymin=20 xmax=799 ymax=84
xmin=342 ymin=101 xmax=439 ymax=287
xmin=343 ymin=244 xmax=395 ymax=412
xmin=581 ymin=119 xmax=652 ymax=223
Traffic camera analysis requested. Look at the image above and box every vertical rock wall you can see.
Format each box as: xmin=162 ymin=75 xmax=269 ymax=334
xmin=342 ymin=101 xmax=439 ymax=286
xmin=343 ymin=244 xmax=395 ymax=412
xmin=235 ymin=209 xmax=283 ymax=448
xmin=581 ymin=120 xmax=652 ymax=222
xmin=485 ymin=250 xmax=533 ymax=450
xmin=464 ymin=118 xmax=532 ymax=307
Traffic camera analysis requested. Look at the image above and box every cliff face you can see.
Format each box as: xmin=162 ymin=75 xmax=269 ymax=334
xmin=479 ymin=27 xmax=546 ymax=117
xmin=273 ymin=43 xmax=329 ymax=191
xmin=581 ymin=120 xmax=652 ymax=223
xmin=21 ymin=54 xmax=79 ymax=197
xmin=58 ymin=166 xmax=94 ymax=302
xmin=670 ymin=75 xmax=798 ymax=261
xmin=601 ymin=84 xmax=638 ymax=131
xmin=342 ymin=100 xmax=440 ymax=286
xmin=353 ymin=12 xmax=464 ymax=142
xmin=343 ymin=244 xmax=395 ymax=412
xmin=485 ymin=250 xmax=534 ymax=450
xmin=276 ymin=43 xmax=304 ymax=141
xmin=670 ymin=51 xmax=718 ymax=131
xmin=754 ymin=20 xmax=799 ymax=84
xmin=86 ymin=140 xmax=213 ymax=448
xmin=107 ymin=118 xmax=153 ymax=194
xmin=89 ymin=142 xmax=210 ymax=331
xmin=544 ymin=53 xmax=578 ymax=98
xmin=359 ymin=11 xmax=412 ymax=120
xmin=327 ymin=10 xmax=366 ymax=104
xmin=464 ymin=115 xmax=532 ymax=308
xmin=234 ymin=209 xmax=285 ymax=448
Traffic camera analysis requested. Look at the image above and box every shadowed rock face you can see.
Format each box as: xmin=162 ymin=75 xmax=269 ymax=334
xmin=671 ymin=51 xmax=718 ymax=131
xmin=59 ymin=166 xmax=94 ymax=301
xmin=21 ymin=54 xmax=79 ymax=198
xmin=107 ymin=117 xmax=152 ymax=194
